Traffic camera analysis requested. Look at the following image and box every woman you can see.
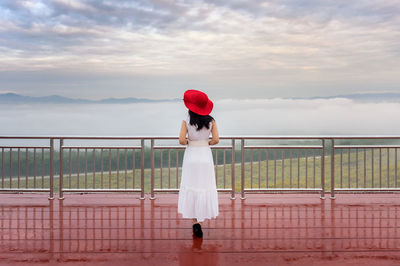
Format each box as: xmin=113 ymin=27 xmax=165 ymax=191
xmin=177 ymin=89 xmax=220 ymax=238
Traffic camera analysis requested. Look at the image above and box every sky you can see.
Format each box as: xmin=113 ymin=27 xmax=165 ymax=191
xmin=0 ymin=0 xmax=400 ymax=99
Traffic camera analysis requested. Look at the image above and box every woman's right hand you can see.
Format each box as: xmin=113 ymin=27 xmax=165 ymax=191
xmin=208 ymin=121 xmax=219 ymax=145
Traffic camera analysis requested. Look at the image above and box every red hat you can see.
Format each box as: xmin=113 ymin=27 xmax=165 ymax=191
xmin=183 ymin=89 xmax=214 ymax=115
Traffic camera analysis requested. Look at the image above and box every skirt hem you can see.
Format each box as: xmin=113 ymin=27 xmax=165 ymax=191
xmin=178 ymin=185 xmax=219 ymax=222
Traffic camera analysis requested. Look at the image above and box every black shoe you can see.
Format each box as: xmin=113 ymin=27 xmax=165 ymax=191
xmin=193 ymin=223 xmax=203 ymax=238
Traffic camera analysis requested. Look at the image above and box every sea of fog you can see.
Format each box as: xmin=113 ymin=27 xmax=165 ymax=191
xmin=1 ymin=98 xmax=400 ymax=139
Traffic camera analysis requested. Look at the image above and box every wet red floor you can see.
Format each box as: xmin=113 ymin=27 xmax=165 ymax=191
xmin=1 ymin=193 xmax=400 ymax=265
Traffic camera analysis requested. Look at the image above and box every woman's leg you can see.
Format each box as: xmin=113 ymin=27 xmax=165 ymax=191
xmin=192 ymin=218 xmax=203 ymax=226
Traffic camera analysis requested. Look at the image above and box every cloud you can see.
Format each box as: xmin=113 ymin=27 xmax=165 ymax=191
xmin=214 ymin=97 xmax=400 ymax=135
xmin=1 ymin=98 xmax=400 ymax=138
xmin=0 ymin=0 xmax=399 ymax=98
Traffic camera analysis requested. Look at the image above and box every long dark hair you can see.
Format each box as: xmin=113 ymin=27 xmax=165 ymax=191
xmin=188 ymin=110 xmax=214 ymax=131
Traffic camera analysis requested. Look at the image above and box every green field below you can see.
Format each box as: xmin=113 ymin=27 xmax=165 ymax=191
xmin=2 ymin=148 xmax=400 ymax=193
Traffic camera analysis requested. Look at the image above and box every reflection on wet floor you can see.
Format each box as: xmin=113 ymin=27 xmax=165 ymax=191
xmin=1 ymin=193 xmax=400 ymax=265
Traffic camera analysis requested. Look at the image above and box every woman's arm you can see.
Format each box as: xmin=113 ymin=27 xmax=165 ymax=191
xmin=208 ymin=120 xmax=219 ymax=145
xmin=179 ymin=120 xmax=188 ymax=145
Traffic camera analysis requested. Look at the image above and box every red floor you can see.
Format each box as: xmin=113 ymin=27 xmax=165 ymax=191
xmin=1 ymin=192 xmax=400 ymax=266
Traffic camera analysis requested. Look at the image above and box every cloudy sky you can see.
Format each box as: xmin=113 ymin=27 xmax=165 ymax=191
xmin=0 ymin=0 xmax=399 ymax=99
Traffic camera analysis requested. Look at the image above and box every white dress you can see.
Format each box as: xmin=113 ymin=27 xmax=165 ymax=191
xmin=177 ymin=114 xmax=219 ymax=222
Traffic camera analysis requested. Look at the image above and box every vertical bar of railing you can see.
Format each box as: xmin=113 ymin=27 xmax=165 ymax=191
xmin=320 ymin=139 xmax=325 ymax=199
xmin=250 ymin=149 xmax=253 ymax=188
xmin=108 ymin=149 xmax=111 ymax=188
xmin=1 ymin=147 xmax=4 ymax=188
xmin=340 ymin=149 xmax=343 ymax=188
xmin=17 ymin=148 xmax=20 ymax=189
xmin=150 ymin=139 xmax=155 ymax=199
xmin=372 ymin=149 xmax=374 ymax=188
xmin=68 ymin=148 xmax=72 ymax=189
xmin=240 ymin=139 xmax=245 ymax=199
xmin=396 ymin=148 xmax=398 ymax=188
xmin=347 ymin=149 xmax=350 ymax=188
xmin=100 ymin=149 xmax=104 ymax=189
xmin=273 ymin=149 xmax=277 ymax=188
xmin=41 ymin=148 xmax=44 ymax=188
xmin=356 ymin=148 xmax=358 ymax=188
xmin=33 ymin=148 xmax=36 ymax=188
xmin=168 ymin=149 xmax=171 ymax=188
xmin=258 ymin=150 xmax=261 ymax=189
xmin=231 ymin=139 xmax=235 ymax=199
xmin=84 ymin=148 xmax=88 ymax=189
xmin=224 ymin=149 xmax=227 ymax=189
xmin=387 ymin=148 xmax=390 ymax=188
xmin=216 ymin=149 xmax=219 ymax=183
xmin=330 ymin=139 xmax=335 ymax=199
xmin=140 ymin=139 xmax=145 ymax=199
xmin=59 ymin=139 xmax=64 ymax=200
xmin=75 ymin=149 xmax=80 ymax=189
xmin=289 ymin=149 xmax=292 ymax=188
xmin=305 ymin=150 xmax=308 ymax=188
xmin=379 ymin=148 xmax=382 ymax=188
xmin=124 ymin=149 xmax=127 ymax=189
xmin=159 ymin=149 xmax=162 ymax=189
xmin=49 ymin=138 xmax=54 ymax=200
xmin=364 ymin=149 xmax=366 ymax=188
xmin=25 ymin=148 xmax=28 ymax=188
xmin=313 ymin=149 xmax=316 ymax=188
xmin=266 ymin=149 xmax=269 ymax=188
xmin=116 ymin=149 xmax=120 ymax=188
xmin=176 ymin=149 xmax=178 ymax=187
xmin=132 ymin=149 xmax=136 ymax=189
xmin=92 ymin=148 xmax=96 ymax=189
xmin=297 ymin=149 xmax=300 ymax=188
xmin=281 ymin=149 xmax=284 ymax=188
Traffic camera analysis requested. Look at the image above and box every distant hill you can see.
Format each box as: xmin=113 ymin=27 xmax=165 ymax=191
xmin=290 ymin=92 xmax=400 ymax=102
xmin=1 ymin=92 xmax=400 ymax=104
xmin=0 ymin=92 xmax=180 ymax=104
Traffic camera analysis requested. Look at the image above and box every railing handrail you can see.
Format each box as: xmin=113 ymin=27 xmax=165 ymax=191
xmin=2 ymin=135 xmax=400 ymax=140
xmin=3 ymin=135 xmax=400 ymax=200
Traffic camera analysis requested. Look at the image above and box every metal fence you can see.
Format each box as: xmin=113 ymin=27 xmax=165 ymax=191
xmin=1 ymin=136 xmax=400 ymax=200
xmin=330 ymin=137 xmax=400 ymax=198
xmin=59 ymin=137 xmax=145 ymax=200
xmin=0 ymin=137 xmax=54 ymax=199
xmin=240 ymin=137 xmax=325 ymax=199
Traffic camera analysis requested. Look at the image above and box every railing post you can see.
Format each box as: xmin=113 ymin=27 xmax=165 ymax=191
xmin=240 ymin=138 xmax=246 ymax=199
xmin=330 ymin=139 xmax=336 ymax=199
xmin=150 ymin=139 xmax=155 ymax=200
xmin=59 ymin=138 xmax=64 ymax=200
xmin=231 ymin=139 xmax=235 ymax=199
xmin=320 ymin=139 xmax=325 ymax=199
xmin=48 ymin=138 xmax=54 ymax=200
xmin=140 ymin=139 xmax=145 ymax=200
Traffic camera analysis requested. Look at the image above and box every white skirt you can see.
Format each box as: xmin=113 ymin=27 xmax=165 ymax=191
xmin=177 ymin=140 xmax=219 ymax=222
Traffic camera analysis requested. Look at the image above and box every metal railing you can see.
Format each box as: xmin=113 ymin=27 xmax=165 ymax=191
xmin=2 ymin=135 xmax=400 ymax=200
xmin=58 ymin=137 xmax=145 ymax=200
xmin=240 ymin=137 xmax=325 ymax=199
xmin=0 ymin=137 xmax=54 ymax=199
xmin=330 ymin=137 xmax=400 ymax=198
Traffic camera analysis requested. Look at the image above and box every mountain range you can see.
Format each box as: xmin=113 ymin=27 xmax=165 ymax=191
xmin=1 ymin=92 xmax=400 ymax=104
xmin=0 ymin=92 xmax=180 ymax=104
xmin=290 ymin=92 xmax=400 ymax=102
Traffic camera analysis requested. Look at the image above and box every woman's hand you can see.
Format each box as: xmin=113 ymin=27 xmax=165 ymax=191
xmin=179 ymin=120 xmax=188 ymax=145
